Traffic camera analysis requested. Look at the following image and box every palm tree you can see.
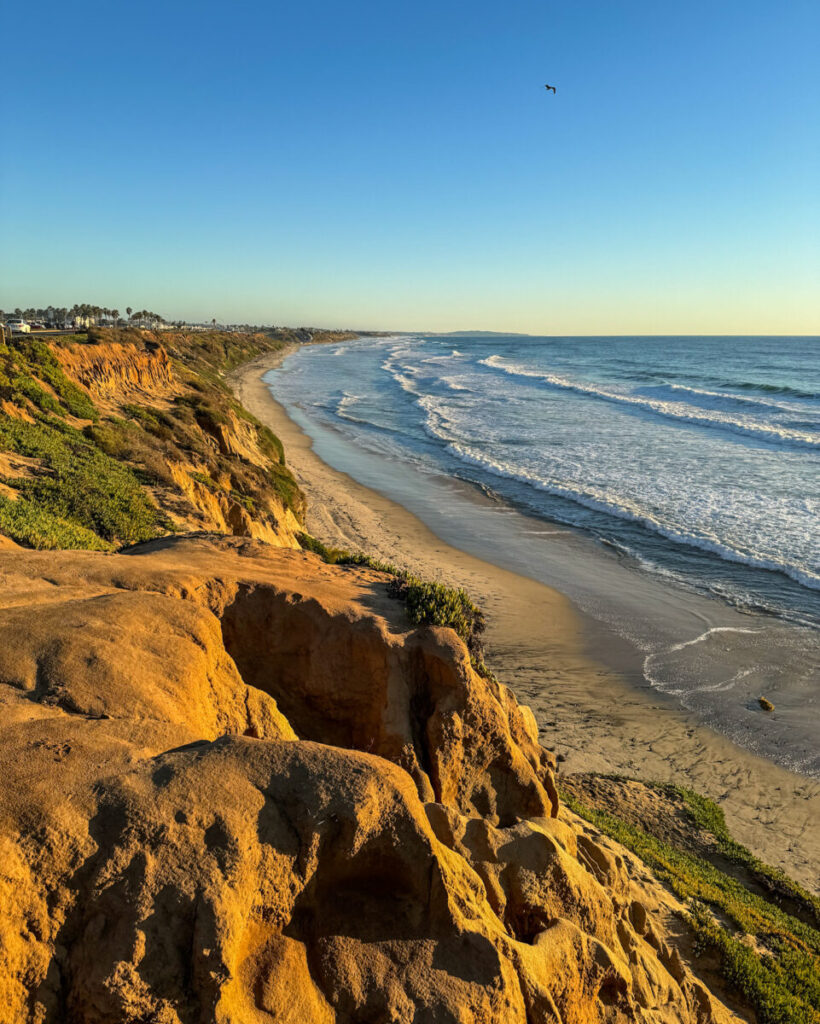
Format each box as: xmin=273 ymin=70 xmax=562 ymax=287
xmin=126 ymin=307 xmax=133 ymax=322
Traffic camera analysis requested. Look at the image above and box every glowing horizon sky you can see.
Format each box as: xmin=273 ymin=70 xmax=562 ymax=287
xmin=1 ymin=0 xmax=818 ymax=334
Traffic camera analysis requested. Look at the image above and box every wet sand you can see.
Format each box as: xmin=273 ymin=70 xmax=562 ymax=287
xmin=231 ymin=349 xmax=820 ymax=892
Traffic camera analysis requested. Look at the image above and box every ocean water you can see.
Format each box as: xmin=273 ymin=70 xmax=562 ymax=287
xmin=270 ymin=335 xmax=820 ymax=773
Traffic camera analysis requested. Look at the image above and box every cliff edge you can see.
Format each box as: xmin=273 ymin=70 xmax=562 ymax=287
xmin=0 ymin=535 xmax=742 ymax=1023
xmin=0 ymin=329 xmax=331 ymax=553
xmin=2 ymin=333 xmax=815 ymax=1022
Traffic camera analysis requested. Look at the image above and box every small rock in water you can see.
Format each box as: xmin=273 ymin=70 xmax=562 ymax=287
xmin=758 ymin=696 xmax=775 ymax=712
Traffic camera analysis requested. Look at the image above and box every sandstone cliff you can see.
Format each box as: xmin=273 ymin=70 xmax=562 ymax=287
xmin=50 ymin=340 xmax=177 ymax=402
xmin=0 ymin=535 xmax=744 ymax=1023
xmin=0 ymin=330 xmax=306 ymax=551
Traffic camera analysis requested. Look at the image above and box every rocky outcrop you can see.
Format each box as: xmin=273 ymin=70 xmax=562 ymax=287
xmin=0 ymin=536 xmax=744 ymax=1023
xmin=218 ymin=577 xmax=557 ymax=823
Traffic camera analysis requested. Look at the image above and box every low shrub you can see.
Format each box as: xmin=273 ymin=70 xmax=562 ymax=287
xmin=265 ymin=461 xmax=303 ymax=516
xmin=121 ymin=403 xmax=177 ymax=442
xmin=257 ymin=422 xmax=286 ymax=465
xmin=296 ymin=532 xmax=486 ymax=658
xmin=668 ymin=784 xmax=820 ymax=922
xmin=189 ymin=471 xmax=218 ymax=490
xmin=0 ymin=417 xmax=167 ymax=546
xmin=0 ymin=494 xmax=112 ymax=551
xmin=387 ymin=573 xmax=486 ymax=659
xmin=7 ymin=374 xmax=62 ymax=415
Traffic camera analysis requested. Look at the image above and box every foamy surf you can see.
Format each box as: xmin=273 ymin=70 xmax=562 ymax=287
xmin=271 ymin=332 xmax=820 ymax=628
xmin=478 ymin=354 xmax=820 ymax=449
xmin=268 ymin=333 xmax=820 ymax=778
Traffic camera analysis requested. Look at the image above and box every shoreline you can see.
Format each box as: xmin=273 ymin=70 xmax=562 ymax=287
xmin=230 ymin=348 xmax=820 ymax=892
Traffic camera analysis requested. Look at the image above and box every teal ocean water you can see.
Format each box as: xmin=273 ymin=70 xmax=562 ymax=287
xmin=276 ymin=335 xmax=819 ymax=623
xmin=270 ymin=335 xmax=820 ymax=774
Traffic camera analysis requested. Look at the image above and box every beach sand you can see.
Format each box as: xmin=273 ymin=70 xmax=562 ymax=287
xmin=231 ymin=349 xmax=820 ymax=892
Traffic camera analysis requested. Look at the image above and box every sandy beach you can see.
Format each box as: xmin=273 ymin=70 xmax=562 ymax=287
xmin=231 ymin=348 xmax=820 ymax=892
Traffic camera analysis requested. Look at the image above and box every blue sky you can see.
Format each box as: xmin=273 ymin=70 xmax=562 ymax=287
xmin=2 ymin=0 xmax=818 ymax=332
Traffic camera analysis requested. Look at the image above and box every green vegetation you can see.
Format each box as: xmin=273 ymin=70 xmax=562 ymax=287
xmin=296 ymin=530 xmax=396 ymax=571
xmin=15 ymin=339 xmax=98 ymax=419
xmin=669 ymin=783 xmax=820 ymax=920
xmin=129 ymin=328 xmax=306 ymax=516
xmin=0 ymin=417 xmax=169 ymax=548
xmin=561 ymin=784 xmax=820 ymax=1024
xmin=0 ymin=337 xmax=98 ymax=420
xmin=0 ymin=327 xmax=312 ymax=551
xmin=0 ymin=495 xmax=112 ymax=551
xmin=167 ymin=328 xmax=289 ymax=377
xmin=296 ymin=532 xmax=486 ymax=660
xmin=387 ymin=574 xmax=486 ymax=660
xmin=257 ymin=423 xmax=285 ymax=464
xmin=4 ymin=374 xmax=62 ymax=416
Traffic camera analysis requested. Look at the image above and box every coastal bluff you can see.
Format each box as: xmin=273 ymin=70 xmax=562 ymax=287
xmin=0 ymin=534 xmax=741 ymax=1023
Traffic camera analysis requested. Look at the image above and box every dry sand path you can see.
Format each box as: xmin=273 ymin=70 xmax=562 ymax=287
xmin=231 ymin=350 xmax=820 ymax=892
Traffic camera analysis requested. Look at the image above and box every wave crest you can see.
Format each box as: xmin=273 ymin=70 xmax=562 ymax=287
xmin=479 ymin=356 xmax=820 ymax=449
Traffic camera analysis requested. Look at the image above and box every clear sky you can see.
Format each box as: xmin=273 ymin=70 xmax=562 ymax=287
xmin=1 ymin=0 xmax=818 ymax=333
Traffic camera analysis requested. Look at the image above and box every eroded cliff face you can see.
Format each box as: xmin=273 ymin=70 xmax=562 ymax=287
xmin=0 ymin=536 xmax=743 ymax=1023
xmin=0 ymin=332 xmax=304 ymax=551
xmin=50 ymin=340 xmax=177 ymax=403
xmin=54 ymin=337 xmax=305 ymax=547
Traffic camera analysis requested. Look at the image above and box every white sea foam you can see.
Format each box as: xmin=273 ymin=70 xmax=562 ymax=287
xmin=478 ymin=355 xmax=820 ymax=449
xmin=643 ymin=628 xmax=761 ymax=696
xmin=337 ymin=392 xmax=361 ymax=412
xmin=419 ymin=349 xmax=465 ymax=365
xmin=654 ymin=625 xmax=759 ymax=657
xmin=441 ymin=438 xmax=820 ymax=591
xmin=664 ymin=382 xmax=808 ymax=414
xmin=381 ymin=351 xmax=425 ymax=398
xmin=442 ymin=377 xmax=474 ymax=393
xmin=335 ymin=392 xmax=370 ymax=425
xmin=279 ymin=335 xmax=820 ymax=620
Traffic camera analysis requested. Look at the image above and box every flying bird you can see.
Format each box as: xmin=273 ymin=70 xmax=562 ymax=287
xmin=544 ymin=84 xmax=556 ymax=93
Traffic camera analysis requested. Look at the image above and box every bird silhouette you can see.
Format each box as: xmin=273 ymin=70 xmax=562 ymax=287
xmin=544 ymin=84 xmax=556 ymax=93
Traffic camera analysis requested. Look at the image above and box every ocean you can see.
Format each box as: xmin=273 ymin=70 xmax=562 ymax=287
xmin=269 ymin=334 xmax=820 ymax=773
